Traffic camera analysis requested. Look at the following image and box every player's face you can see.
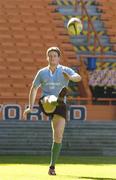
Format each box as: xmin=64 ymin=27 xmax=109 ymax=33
xmin=47 ymin=51 xmax=60 ymax=66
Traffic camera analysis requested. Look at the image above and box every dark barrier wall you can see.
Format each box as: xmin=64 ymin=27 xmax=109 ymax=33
xmin=0 ymin=120 xmax=116 ymax=156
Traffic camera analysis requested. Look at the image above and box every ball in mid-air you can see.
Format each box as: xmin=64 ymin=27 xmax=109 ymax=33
xmin=67 ymin=17 xmax=83 ymax=35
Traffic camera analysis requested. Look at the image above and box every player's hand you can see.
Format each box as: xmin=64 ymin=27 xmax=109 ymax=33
xmin=63 ymin=71 xmax=71 ymax=80
xmin=23 ymin=107 xmax=32 ymax=120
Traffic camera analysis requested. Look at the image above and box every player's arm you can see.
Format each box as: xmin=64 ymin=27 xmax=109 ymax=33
xmin=28 ymin=70 xmax=41 ymax=109
xmin=28 ymin=84 xmax=38 ymax=110
xmin=63 ymin=71 xmax=82 ymax=82
xmin=23 ymin=70 xmax=41 ymax=119
xmin=23 ymin=84 xmax=38 ymax=119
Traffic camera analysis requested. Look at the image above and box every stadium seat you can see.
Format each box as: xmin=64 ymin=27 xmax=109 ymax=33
xmin=0 ymin=0 xmax=99 ymax=105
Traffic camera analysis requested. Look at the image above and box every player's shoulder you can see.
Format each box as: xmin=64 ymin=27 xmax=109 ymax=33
xmin=59 ymin=64 xmax=73 ymax=71
xmin=58 ymin=64 xmax=68 ymax=69
xmin=36 ymin=66 xmax=49 ymax=74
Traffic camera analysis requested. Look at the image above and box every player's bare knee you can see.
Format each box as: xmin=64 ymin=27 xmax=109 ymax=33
xmin=54 ymin=133 xmax=63 ymax=143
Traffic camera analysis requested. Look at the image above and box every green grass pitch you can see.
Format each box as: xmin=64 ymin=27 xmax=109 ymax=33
xmin=0 ymin=156 xmax=116 ymax=180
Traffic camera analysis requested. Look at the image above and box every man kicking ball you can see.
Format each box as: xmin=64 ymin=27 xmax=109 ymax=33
xmin=23 ymin=47 xmax=81 ymax=175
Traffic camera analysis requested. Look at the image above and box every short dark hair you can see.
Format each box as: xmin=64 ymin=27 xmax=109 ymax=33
xmin=46 ymin=47 xmax=61 ymax=57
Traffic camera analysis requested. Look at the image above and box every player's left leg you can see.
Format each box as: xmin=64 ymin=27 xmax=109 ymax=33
xmin=48 ymin=114 xmax=65 ymax=175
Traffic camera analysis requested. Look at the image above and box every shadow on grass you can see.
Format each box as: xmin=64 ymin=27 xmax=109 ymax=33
xmin=54 ymin=174 xmax=116 ymax=180
xmin=0 ymin=155 xmax=116 ymax=165
xmin=79 ymin=177 xmax=116 ymax=180
xmin=59 ymin=174 xmax=79 ymax=179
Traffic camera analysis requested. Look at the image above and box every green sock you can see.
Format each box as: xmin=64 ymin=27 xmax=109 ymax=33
xmin=50 ymin=142 xmax=62 ymax=167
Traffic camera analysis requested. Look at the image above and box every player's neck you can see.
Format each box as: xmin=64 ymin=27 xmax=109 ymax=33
xmin=49 ymin=64 xmax=58 ymax=73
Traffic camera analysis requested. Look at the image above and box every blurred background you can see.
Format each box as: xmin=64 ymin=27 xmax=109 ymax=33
xmin=0 ymin=0 xmax=116 ymax=156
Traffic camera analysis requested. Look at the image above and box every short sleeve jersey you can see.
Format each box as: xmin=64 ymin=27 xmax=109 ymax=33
xmin=32 ymin=64 xmax=76 ymax=97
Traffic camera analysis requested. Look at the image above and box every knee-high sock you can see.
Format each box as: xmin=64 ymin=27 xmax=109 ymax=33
xmin=50 ymin=142 xmax=62 ymax=167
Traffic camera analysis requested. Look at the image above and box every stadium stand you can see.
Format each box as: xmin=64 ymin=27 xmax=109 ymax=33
xmin=55 ymin=0 xmax=115 ymax=55
xmin=0 ymin=0 xmax=92 ymax=107
xmin=55 ymin=0 xmax=116 ymax=100
xmin=88 ymin=62 xmax=116 ymax=100
xmin=0 ymin=0 xmax=115 ymax=105
xmin=0 ymin=0 xmax=116 ymax=156
xmin=96 ymin=0 xmax=116 ymax=51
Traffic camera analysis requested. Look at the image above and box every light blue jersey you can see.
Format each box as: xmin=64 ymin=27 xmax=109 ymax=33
xmin=33 ymin=64 xmax=76 ymax=97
